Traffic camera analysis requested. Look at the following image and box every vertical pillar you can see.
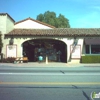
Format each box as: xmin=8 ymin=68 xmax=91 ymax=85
xmin=20 ymin=44 xmax=23 ymax=57
xmin=46 ymin=55 xmax=48 ymax=64
xmin=20 ymin=44 xmax=23 ymax=63
xmin=67 ymin=44 xmax=71 ymax=62
xmin=90 ymin=45 xmax=91 ymax=54
xmin=17 ymin=43 xmax=23 ymax=57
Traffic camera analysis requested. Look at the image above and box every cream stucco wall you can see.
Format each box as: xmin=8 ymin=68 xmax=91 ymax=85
xmin=6 ymin=15 xmax=14 ymax=33
xmin=3 ymin=36 xmax=85 ymax=63
xmin=14 ymin=20 xmax=52 ymax=29
xmin=0 ymin=14 xmax=6 ymax=56
xmin=12 ymin=37 xmax=84 ymax=62
xmin=63 ymin=38 xmax=84 ymax=62
xmin=0 ymin=15 xmax=6 ymax=34
xmin=0 ymin=14 xmax=15 ymax=57
xmin=0 ymin=14 xmax=14 ymax=34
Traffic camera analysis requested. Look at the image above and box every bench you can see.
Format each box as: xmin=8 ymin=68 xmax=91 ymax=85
xmin=14 ymin=57 xmax=28 ymax=63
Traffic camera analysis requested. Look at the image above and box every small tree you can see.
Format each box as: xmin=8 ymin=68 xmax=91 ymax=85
xmin=0 ymin=33 xmax=3 ymax=53
xmin=36 ymin=11 xmax=70 ymax=28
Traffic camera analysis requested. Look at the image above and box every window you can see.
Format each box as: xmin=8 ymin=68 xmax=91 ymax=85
xmin=86 ymin=45 xmax=100 ymax=54
xmin=86 ymin=45 xmax=89 ymax=54
xmin=91 ymin=45 xmax=100 ymax=54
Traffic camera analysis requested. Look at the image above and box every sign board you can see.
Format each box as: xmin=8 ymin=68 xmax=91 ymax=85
xmin=6 ymin=45 xmax=17 ymax=58
xmin=70 ymin=45 xmax=81 ymax=59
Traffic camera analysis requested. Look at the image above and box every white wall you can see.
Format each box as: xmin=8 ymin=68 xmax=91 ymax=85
xmin=6 ymin=15 xmax=14 ymax=33
xmin=4 ymin=36 xmax=84 ymax=63
xmin=1 ymin=14 xmax=15 ymax=57
xmin=0 ymin=15 xmax=6 ymax=34
xmin=14 ymin=20 xmax=52 ymax=29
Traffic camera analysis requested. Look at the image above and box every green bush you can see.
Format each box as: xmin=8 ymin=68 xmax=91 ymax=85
xmin=81 ymin=55 xmax=100 ymax=63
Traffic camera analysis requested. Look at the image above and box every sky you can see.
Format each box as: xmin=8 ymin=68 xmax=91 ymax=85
xmin=0 ymin=0 xmax=100 ymax=28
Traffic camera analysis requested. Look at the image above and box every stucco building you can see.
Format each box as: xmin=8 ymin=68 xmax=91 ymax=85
xmin=0 ymin=13 xmax=100 ymax=63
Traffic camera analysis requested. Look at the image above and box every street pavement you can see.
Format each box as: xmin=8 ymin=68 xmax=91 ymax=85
xmin=0 ymin=62 xmax=100 ymax=100
xmin=0 ymin=62 xmax=100 ymax=73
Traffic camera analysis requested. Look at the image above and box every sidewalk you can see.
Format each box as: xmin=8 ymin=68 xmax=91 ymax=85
xmin=0 ymin=62 xmax=100 ymax=67
xmin=0 ymin=62 xmax=78 ymax=67
xmin=0 ymin=62 xmax=100 ymax=72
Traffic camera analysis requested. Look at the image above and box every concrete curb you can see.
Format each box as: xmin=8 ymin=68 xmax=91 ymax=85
xmin=0 ymin=63 xmax=100 ymax=73
xmin=0 ymin=62 xmax=100 ymax=67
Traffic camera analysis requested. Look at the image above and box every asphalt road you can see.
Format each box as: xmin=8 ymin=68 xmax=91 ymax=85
xmin=0 ymin=66 xmax=100 ymax=100
xmin=0 ymin=85 xmax=100 ymax=100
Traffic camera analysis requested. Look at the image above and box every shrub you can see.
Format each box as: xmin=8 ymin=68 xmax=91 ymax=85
xmin=81 ymin=55 xmax=100 ymax=63
xmin=1 ymin=57 xmax=16 ymax=63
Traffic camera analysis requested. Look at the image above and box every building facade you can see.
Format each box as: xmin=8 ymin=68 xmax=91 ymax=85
xmin=0 ymin=13 xmax=100 ymax=63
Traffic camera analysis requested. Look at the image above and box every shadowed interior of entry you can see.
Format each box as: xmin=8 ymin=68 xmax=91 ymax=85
xmin=22 ymin=39 xmax=67 ymax=63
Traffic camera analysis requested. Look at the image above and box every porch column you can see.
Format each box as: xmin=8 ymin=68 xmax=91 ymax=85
xmin=17 ymin=43 xmax=23 ymax=57
xmin=20 ymin=44 xmax=23 ymax=57
xmin=89 ymin=45 xmax=91 ymax=54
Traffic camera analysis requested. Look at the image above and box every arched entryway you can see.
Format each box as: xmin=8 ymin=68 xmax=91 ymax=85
xmin=22 ymin=39 xmax=67 ymax=63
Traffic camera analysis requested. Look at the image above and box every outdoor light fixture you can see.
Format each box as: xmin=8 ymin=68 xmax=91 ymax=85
xmin=73 ymin=37 xmax=77 ymax=46
xmin=9 ymin=37 xmax=14 ymax=45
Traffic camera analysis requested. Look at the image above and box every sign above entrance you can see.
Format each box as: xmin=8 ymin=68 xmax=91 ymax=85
xmin=70 ymin=45 xmax=81 ymax=59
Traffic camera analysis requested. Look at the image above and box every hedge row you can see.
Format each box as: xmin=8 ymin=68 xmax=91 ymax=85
xmin=81 ymin=55 xmax=100 ymax=63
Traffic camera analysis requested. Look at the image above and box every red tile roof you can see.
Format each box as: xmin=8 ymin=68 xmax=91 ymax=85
xmin=15 ymin=17 xmax=55 ymax=28
xmin=5 ymin=28 xmax=100 ymax=37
